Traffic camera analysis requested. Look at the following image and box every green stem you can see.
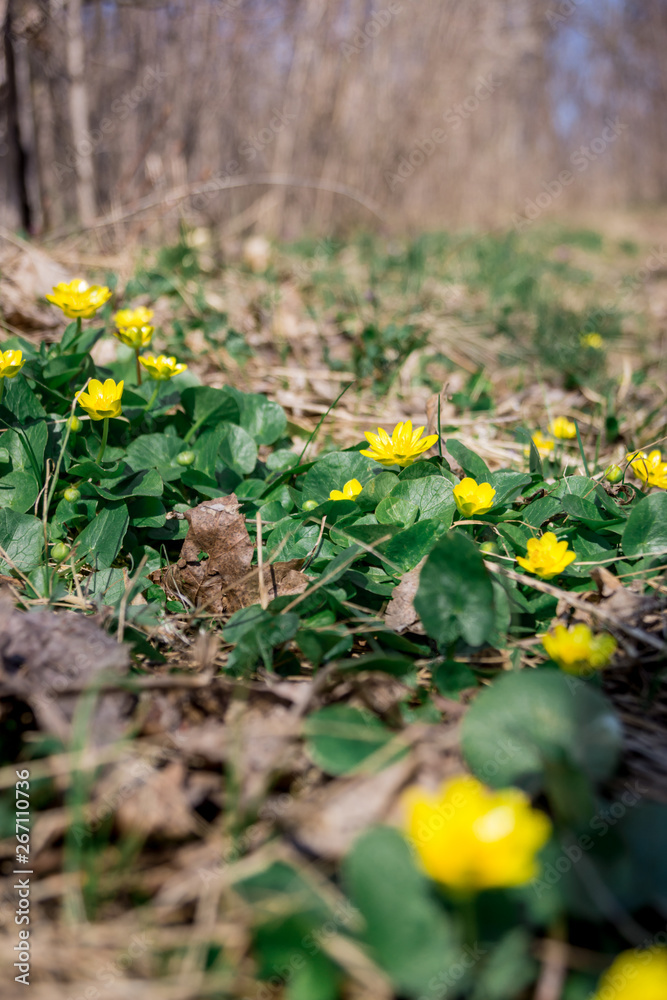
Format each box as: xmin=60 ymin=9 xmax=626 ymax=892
xmin=0 ymin=379 xmax=4 ymax=406
xmin=459 ymin=893 xmax=478 ymax=950
xmin=144 ymin=383 xmax=159 ymax=413
xmin=135 ymin=350 xmax=142 ymax=386
xmin=95 ymin=418 xmax=110 ymax=465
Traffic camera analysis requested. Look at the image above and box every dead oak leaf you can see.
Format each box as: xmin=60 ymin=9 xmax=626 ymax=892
xmin=152 ymin=496 xmax=311 ymax=614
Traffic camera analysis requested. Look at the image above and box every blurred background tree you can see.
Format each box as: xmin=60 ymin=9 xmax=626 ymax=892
xmin=0 ymin=0 xmax=665 ymax=240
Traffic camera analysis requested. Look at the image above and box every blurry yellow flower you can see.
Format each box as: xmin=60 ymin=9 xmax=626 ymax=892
xmin=0 ymin=349 xmax=25 ymax=379
xmin=453 ymin=477 xmax=496 ymax=517
xmin=591 ymin=947 xmax=667 ymax=1000
xmin=516 ymin=532 xmax=576 ymax=579
xmin=138 ymin=354 xmax=188 ymax=380
xmin=114 ymin=325 xmax=154 ymax=350
xmin=524 ymin=431 xmax=554 ymax=458
xmin=403 ymin=775 xmax=551 ymax=892
xmin=581 ymin=332 xmax=604 ymax=349
xmin=543 ymin=623 xmax=616 ymax=676
xmin=76 ymin=378 xmax=124 ymax=421
xmin=549 ymin=416 xmax=577 ymax=440
xmin=360 ymin=421 xmax=438 ymax=467
xmin=627 ymin=449 xmax=667 ymax=490
xmin=329 ymin=478 xmax=363 ymax=502
xmin=113 ymin=306 xmax=154 ymax=329
xmin=46 ymin=279 xmax=112 ymax=319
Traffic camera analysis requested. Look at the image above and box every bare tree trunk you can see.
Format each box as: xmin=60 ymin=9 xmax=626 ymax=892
xmin=66 ymin=0 xmax=95 ymax=224
xmin=2 ymin=0 xmax=31 ymax=229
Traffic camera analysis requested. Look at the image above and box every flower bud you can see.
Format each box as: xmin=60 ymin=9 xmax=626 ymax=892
xmin=604 ymin=464 xmax=623 ymax=484
xmin=67 ymin=415 xmax=82 ymax=433
xmin=64 ymin=487 xmax=81 ymax=503
xmin=479 ymin=541 xmax=498 ymax=554
xmin=176 ymin=450 xmax=195 ymax=466
xmin=302 ymin=499 xmax=319 ymax=511
xmin=51 ymin=542 xmax=70 ymax=562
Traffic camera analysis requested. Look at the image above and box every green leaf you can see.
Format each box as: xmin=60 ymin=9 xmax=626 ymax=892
xmin=304 ymin=705 xmax=405 ymax=775
xmin=528 ymin=438 xmax=544 ymax=476
xmin=446 ymin=439 xmax=491 ymax=481
xmin=461 ymin=669 xmax=622 ymax=791
xmin=490 ymin=471 xmax=533 ymax=508
xmin=356 ymin=472 xmax=399 ymax=512
xmin=622 ymin=491 xmax=667 ymax=557
xmin=128 ymin=496 xmax=166 ymax=528
xmin=125 ymin=433 xmax=185 ymax=482
xmin=552 ymin=476 xmax=599 ymax=500
xmin=471 ymin=929 xmax=536 ymax=1000
xmin=225 ymin=609 xmax=300 ymax=673
xmin=376 ymin=477 xmax=455 ymax=525
xmin=434 ymin=660 xmax=477 ymax=697
xmin=0 ymin=509 xmax=43 ymax=572
xmin=296 ymin=627 xmax=353 ymax=667
xmin=218 ymin=423 xmax=258 ymax=476
xmin=302 ymin=452 xmax=376 ymax=505
xmin=415 ymin=532 xmax=496 ymax=647
xmin=343 ymin=827 xmax=457 ymax=997
xmin=92 ymin=468 xmax=164 ymax=500
xmin=378 ymin=518 xmax=443 ymax=573
xmin=226 ymin=387 xmax=287 ymax=445
xmin=521 ymin=496 xmax=562 ymax=529
xmin=1 ymin=377 xmax=46 ymax=420
xmin=181 ymin=385 xmax=240 ymax=430
xmin=0 ymin=470 xmax=40 ymax=512
xmin=4 ymin=421 xmax=48 ymax=476
xmin=75 ymin=503 xmax=129 ymax=568
xmin=84 ymin=567 xmax=127 ymax=606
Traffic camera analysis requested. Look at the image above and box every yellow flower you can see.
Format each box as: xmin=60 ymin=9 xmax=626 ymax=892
xmin=114 ymin=325 xmax=154 ymax=350
xmin=549 ymin=416 xmax=577 ymax=440
xmin=360 ymin=421 xmax=439 ymax=467
xmin=76 ymin=378 xmax=124 ymax=421
xmin=329 ymin=478 xmax=363 ymax=501
xmin=542 ymin=623 xmax=616 ymax=676
xmin=113 ymin=306 xmax=154 ymax=329
xmin=138 ymin=354 xmax=188 ymax=380
xmin=516 ymin=531 xmax=576 ymax=579
xmin=524 ymin=431 xmax=555 ymax=458
xmin=46 ymin=279 xmax=112 ymax=319
xmin=581 ymin=332 xmax=604 ymax=349
xmin=403 ymin=775 xmax=551 ymax=892
xmin=591 ymin=947 xmax=667 ymax=1000
xmin=627 ymin=449 xmax=667 ymax=490
xmin=0 ymin=349 xmax=25 ymax=379
xmin=453 ymin=477 xmax=496 ymax=517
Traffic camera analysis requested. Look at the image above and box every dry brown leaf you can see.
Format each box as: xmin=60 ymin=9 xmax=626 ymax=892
xmin=115 ymin=761 xmax=201 ymax=840
xmin=384 ymin=558 xmax=426 ymax=634
xmin=0 ymin=600 xmax=131 ymax=745
xmin=152 ymin=495 xmax=311 ymax=614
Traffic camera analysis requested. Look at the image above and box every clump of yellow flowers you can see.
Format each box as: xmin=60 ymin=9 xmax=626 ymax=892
xmin=139 ymin=355 xmax=188 ymax=380
xmin=516 ymin=532 xmax=576 ymax=579
xmin=46 ymin=279 xmax=112 ymax=319
xmin=114 ymin=307 xmax=154 ymax=329
xmin=403 ymin=775 xmax=551 ymax=891
xmin=361 ymin=421 xmax=438 ymax=467
xmin=549 ymin=416 xmax=577 ymax=440
xmin=626 ymin=450 xmax=667 ymax=491
xmin=591 ymin=947 xmax=667 ymax=1000
xmin=453 ymin=478 xmax=496 ymax=517
xmin=329 ymin=479 xmax=363 ymax=502
xmin=75 ymin=378 xmax=124 ymax=422
xmin=543 ymin=623 xmax=616 ymax=676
